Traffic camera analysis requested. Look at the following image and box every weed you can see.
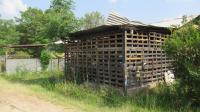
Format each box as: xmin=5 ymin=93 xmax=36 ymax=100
xmin=1 ymin=71 xmax=199 ymax=112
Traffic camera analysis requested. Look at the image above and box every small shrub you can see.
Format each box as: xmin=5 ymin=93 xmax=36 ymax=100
xmin=40 ymin=50 xmax=51 ymax=70
xmin=11 ymin=51 xmax=31 ymax=59
xmin=101 ymin=88 xmax=125 ymax=107
xmin=0 ymin=61 xmax=5 ymax=72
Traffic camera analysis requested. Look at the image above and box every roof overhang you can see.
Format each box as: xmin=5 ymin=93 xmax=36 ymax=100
xmin=70 ymin=24 xmax=171 ymax=40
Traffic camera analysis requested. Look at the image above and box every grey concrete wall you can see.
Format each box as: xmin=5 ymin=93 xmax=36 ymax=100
xmin=6 ymin=58 xmax=64 ymax=74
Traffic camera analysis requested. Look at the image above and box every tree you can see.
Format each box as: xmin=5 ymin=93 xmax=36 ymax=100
xmin=164 ymin=17 xmax=200 ymax=104
xmin=15 ymin=0 xmax=81 ymax=56
xmin=0 ymin=18 xmax=19 ymax=54
xmin=16 ymin=8 xmax=48 ymax=45
xmin=17 ymin=0 xmax=80 ymax=43
xmin=81 ymin=11 xmax=105 ymax=30
xmin=181 ymin=15 xmax=188 ymax=24
xmin=16 ymin=8 xmax=48 ymax=57
xmin=45 ymin=0 xmax=80 ymax=41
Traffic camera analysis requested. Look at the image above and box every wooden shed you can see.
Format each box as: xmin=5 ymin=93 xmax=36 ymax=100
xmin=65 ymin=24 xmax=172 ymax=93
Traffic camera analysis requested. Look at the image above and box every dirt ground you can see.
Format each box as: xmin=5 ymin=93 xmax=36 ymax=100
xmin=0 ymin=85 xmax=76 ymax=112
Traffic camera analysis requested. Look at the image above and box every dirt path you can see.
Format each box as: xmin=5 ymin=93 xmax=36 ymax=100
xmin=0 ymin=85 xmax=76 ymax=112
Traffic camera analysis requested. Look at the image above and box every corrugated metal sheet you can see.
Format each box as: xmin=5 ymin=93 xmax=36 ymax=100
xmin=106 ymin=12 xmax=129 ymax=25
xmin=150 ymin=15 xmax=198 ymax=27
xmin=106 ymin=12 xmax=146 ymax=26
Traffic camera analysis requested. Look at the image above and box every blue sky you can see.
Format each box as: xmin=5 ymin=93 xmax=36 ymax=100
xmin=0 ymin=0 xmax=200 ymax=23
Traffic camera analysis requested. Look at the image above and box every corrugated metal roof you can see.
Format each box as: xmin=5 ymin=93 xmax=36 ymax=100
xmin=106 ymin=12 xmax=146 ymax=26
xmin=106 ymin=12 xmax=129 ymax=25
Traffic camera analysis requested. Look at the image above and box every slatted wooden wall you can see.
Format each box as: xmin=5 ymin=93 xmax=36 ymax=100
xmin=124 ymin=29 xmax=172 ymax=89
xmin=66 ymin=33 xmax=125 ymax=89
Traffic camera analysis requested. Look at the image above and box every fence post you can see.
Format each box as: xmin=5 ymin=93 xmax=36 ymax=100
xmin=5 ymin=50 xmax=7 ymax=73
xmin=36 ymin=59 xmax=37 ymax=72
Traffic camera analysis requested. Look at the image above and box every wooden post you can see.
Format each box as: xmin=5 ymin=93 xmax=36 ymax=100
xmin=58 ymin=58 xmax=60 ymax=70
xmin=64 ymin=40 xmax=68 ymax=79
xmin=96 ymin=38 xmax=99 ymax=85
xmin=5 ymin=50 xmax=7 ymax=73
xmin=36 ymin=59 xmax=37 ymax=72
xmin=123 ymin=30 xmax=128 ymax=95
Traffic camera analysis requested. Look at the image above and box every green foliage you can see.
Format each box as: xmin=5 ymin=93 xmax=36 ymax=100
xmin=40 ymin=50 xmax=51 ymax=70
xmin=73 ymin=71 xmax=83 ymax=84
xmin=101 ymin=88 xmax=125 ymax=107
xmin=45 ymin=0 xmax=80 ymax=40
xmin=16 ymin=0 xmax=81 ymax=56
xmin=16 ymin=8 xmax=48 ymax=57
xmin=11 ymin=51 xmax=31 ymax=59
xmin=48 ymin=44 xmax=64 ymax=54
xmin=0 ymin=61 xmax=6 ymax=72
xmin=181 ymin=15 xmax=188 ymax=24
xmin=64 ymin=66 xmax=84 ymax=84
xmin=0 ymin=18 xmax=19 ymax=54
xmin=1 ymin=72 xmax=198 ymax=112
xmin=164 ymin=22 xmax=200 ymax=105
xmin=17 ymin=8 xmax=48 ymax=44
xmin=80 ymin=11 xmax=105 ymax=30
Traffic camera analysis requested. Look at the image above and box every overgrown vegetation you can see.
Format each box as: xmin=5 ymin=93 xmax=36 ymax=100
xmin=40 ymin=50 xmax=51 ymax=70
xmin=8 ymin=51 xmax=31 ymax=59
xmin=0 ymin=71 xmax=198 ymax=112
xmin=164 ymin=16 xmax=200 ymax=105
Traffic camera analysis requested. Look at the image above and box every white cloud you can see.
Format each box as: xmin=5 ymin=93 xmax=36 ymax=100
xmin=0 ymin=0 xmax=27 ymax=19
xmin=108 ymin=0 xmax=129 ymax=4
xmin=164 ymin=0 xmax=194 ymax=3
xmin=110 ymin=0 xmax=194 ymax=4
xmin=109 ymin=0 xmax=118 ymax=3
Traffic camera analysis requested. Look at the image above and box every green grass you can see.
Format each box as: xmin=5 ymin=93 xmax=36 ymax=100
xmin=0 ymin=71 xmax=199 ymax=112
